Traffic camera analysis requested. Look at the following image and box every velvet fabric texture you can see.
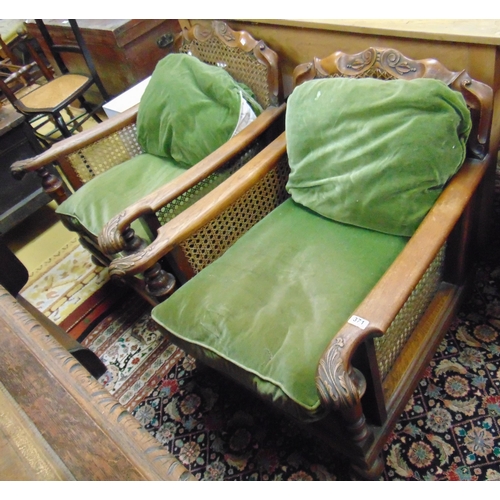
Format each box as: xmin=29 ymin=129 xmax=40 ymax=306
xmin=56 ymin=154 xmax=187 ymax=238
xmin=57 ymin=53 xmax=263 ymax=240
xmin=137 ymin=53 xmax=262 ymax=166
xmin=285 ymin=78 xmax=472 ymax=236
xmin=152 ymin=199 xmax=408 ymax=416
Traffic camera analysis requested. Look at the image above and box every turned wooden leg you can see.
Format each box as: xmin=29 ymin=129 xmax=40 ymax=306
xmin=120 ymin=226 xmax=176 ymax=300
xmin=143 ymin=263 xmax=176 ymax=299
xmin=122 ymin=227 xmax=147 ymax=254
xmin=339 ymin=397 xmax=372 ymax=446
xmin=36 ymin=166 xmax=68 ymax=204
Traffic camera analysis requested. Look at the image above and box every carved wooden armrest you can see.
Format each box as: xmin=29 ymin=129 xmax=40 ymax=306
xmin=106 ymin=132 xmax=287 ymax=279
xmin=316 ymin=153 xmax=490 ymax=414
xmin=10 ymin=104 xmax=140 ymax=180
xmin=99 ymin=104 xmax=286 ymax=256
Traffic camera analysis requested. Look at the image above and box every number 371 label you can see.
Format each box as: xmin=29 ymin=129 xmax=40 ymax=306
xmin=348 ymin=315 xmax=370 ymax=330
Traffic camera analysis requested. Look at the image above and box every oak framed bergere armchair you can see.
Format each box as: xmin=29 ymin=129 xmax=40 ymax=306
xmin=10 ymin=20 xmax=284 ymax=302
xmin=103 ymin=47 xmax=494 ymax=478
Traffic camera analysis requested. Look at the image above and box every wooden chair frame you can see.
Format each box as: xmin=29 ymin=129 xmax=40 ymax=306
xmin=10 ymin=20 xmax=285 ymax=304
xmin=0 ymin=32 xmax=53 ymax=95
xmin=103 ymin=47 xmax=494 ymax=478
xmin=0 ymin=20 xmax=108 ymax=146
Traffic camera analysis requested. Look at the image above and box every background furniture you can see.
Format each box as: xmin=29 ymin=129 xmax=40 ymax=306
xmin=0 ymin=36 xmax=39 ymax=91
xmin=0 ymin=19 xmax=28 ymax=62
xmin=102 ymin=76 xmax=150 ymax=118
xmin=0 ymin=20 xmax=109 ymax=145
xmin=0 ymin=105 xmax=60 ymax=234
xmin=25 ymin=20 xmax=181 ymax=102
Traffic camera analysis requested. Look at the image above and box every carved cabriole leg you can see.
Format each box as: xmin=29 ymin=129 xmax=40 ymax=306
xmin=316 ymin=336 xmax=382 ymax=479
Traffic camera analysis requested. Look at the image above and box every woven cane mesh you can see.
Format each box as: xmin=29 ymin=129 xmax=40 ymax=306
xmin=155 ymin=144 xmax=262 ymax=226
xmin=374 ymin=245 xmax=446 ymax=381
xmin=179 ymin=156 xmax=290 ymax=274
xmin=179 ymin=38 xmax=272 ymax=109
xmin=65 ymin=124 xmax=142 ymax=184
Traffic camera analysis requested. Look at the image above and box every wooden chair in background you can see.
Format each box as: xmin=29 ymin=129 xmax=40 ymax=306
xmin=0 ymin=32 xmax=53 ymax=98
xmin=0 ymin=20 xmax=109 ymax=146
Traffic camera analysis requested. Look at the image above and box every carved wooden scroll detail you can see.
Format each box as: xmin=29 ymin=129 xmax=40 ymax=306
xmin=316 ymin=331 xmax=377 ymax=450
xmin=316 ymin=337 xmax=366 ymax=411
xmin=342 ymin=46 xmax=377 ymax=72
xmin=377 ymin=48 xmax=419 ymax=76
xmin=213 ymin=20 xmax=237 ymax=44
xmin=98 ymin=210 xmax=129 ymax=254
xmin=292 ymin=46 xmax=493 ymax=160
xmin=332 ymin=47 xmax=421 ymax=79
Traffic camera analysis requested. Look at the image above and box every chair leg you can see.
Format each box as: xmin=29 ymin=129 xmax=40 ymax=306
xmin=338 ymin=405 xmax=384 ymax=480
xmin=64 ymin=106 xmax=84 ymax=132
xmin=350 ymin=452 xmax=385 ymax=481
xmin=53 ymin=111 xmax=72 ymax=138
xmin=78 ymin=96 xmax=103 ymax=123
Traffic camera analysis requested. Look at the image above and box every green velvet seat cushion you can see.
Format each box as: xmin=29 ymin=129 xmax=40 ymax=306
xmin=56 ymin=154 xmax=188 ymax=239
xmin=137 ymin=53 xmax=262 ymax=166
xmin=152 ymin=199 xmax=408 ymax=419
xmin=286 ymin=78 xmax=472 ymax=237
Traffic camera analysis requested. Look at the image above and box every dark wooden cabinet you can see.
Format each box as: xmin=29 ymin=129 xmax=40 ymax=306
xmin=0 ymin=105 xmax=51 ymax=234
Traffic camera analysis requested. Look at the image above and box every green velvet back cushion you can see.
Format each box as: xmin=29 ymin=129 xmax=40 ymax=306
xmin=285 ymin=78 xmax=472 ymax=236
xmin=137 ymin=53 xmax=261 ymax=167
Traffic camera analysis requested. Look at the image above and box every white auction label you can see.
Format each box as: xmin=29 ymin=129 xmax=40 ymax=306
xmin=348 ymin=315 xmax=370 ymax=330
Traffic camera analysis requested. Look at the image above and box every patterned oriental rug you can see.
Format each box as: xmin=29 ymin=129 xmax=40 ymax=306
xmin=21 ymin=170 xmax=500 ymax=481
